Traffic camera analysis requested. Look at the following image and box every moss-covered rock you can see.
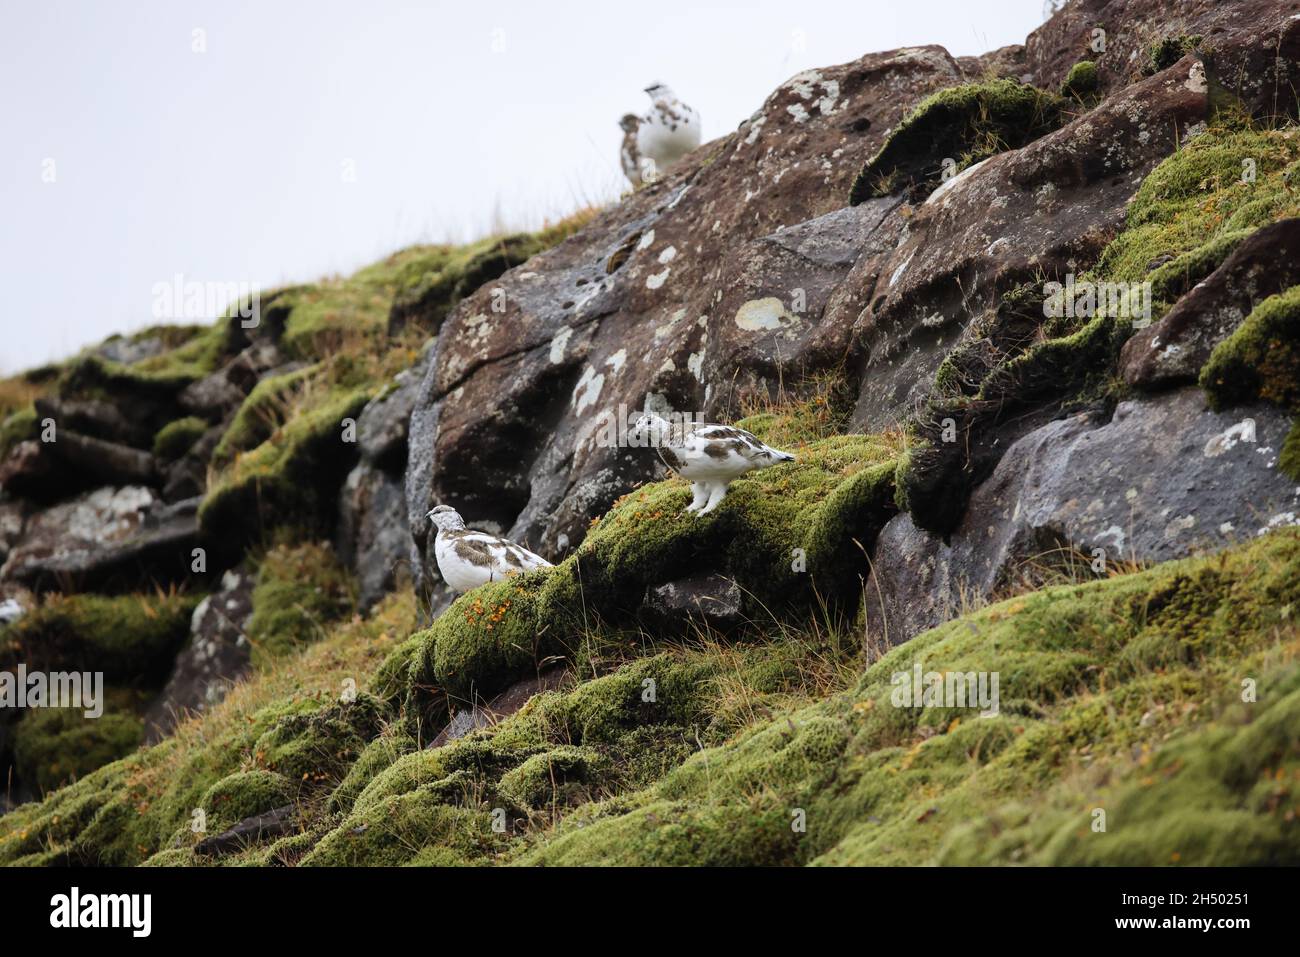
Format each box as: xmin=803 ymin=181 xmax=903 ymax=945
xmin=1145 ymin=34 xmax=1202 ymax=75
xmin=0 ymin=592 xmax=199 ymax=683
xmin=152 ymin=416 xmax=207 ymax=462
xmin=394 ymin=430 xmax=899 ymax=727
xmin=209 ymin=365 xmax=318 ymax=469
xmin=850 ymin=78 xmax=1065 ymax=203
xmin=1060 ymin=60 xmax=1099 ymax=100
xmin=254 ymin=693 xmax=389 ymax=786
xmin=197 ymin=387 xmax=372 ymax=549
xmin=0 ymin=405 xmax=38 ymax=461
xmin=199 ymin=769 xmax=295 ymax=832
xmin=1200 ymin=285 xmax=1300 ymax=412
xmin=12 ymin=702 xmax=144 ymax=794
xmin=896 ymin=124 xmax=1300 ymax=535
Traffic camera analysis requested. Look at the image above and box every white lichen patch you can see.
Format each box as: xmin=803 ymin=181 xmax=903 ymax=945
xmin=549 ymin=326 xmax=573 ymax=364
xmin=1203 ymin=419 xmax=1257 ymax=457
xmin=734 ymin=297 xmax=796 ymax=332
xmin=463 ymin=312 xmax=492 ymax=346
xmin=646 ymin=268 xmax=671 ymax=290
xmin=605 ymin=348 xmax=627 ymax=374
xmin=658 ymin=245 xmax=677 ymax=264
xmin=571 ymin=365 xmax=604 ymax=415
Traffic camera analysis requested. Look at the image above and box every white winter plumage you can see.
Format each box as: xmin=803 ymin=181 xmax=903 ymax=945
xmin=629 ymin=413 xmax=796 ymax=515
xmin=426 ymin=505 xmax=552 ymax=593
xmin=634 ymin=82 xmax=701 ymax=180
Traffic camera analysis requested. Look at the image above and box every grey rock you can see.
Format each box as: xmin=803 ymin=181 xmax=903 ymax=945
xmin=427 ymin=667 xmax=569 ymax=749
xmin=48 ymin=430 xmax=158 ymax=487
xmin=865 ymin=389 xmax=1300 ymax=643
xmin=193 ymin=804 xmax=297 ymax=857
xmin=33 ymin=395 xmax=153 ymax=448
xmin=338 ymin=463 xmax=411 ymax=612
xmin=96 ymin=334 xmax=169 ymax=366
xmin=640 ymin=573 xmax=744 ymax=633
xmin=143 ymin=567 xmax=255 ymax=743
xmin=358 ymin=345 xmax=433 ymax=471
xmin=0 ymin=486 xmax=200 ymax=592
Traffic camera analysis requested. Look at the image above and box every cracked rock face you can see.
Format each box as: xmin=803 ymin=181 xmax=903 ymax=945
xmin=864 ymin=388 xmax=1300 ymax=644
xmin=405 ymin=47 xmax=982 ymax=590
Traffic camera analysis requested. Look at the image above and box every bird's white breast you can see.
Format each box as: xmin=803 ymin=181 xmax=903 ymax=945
xmin=434 ymin=536 xmax=493 ymax=592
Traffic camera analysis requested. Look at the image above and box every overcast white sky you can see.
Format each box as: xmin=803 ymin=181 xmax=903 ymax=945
xmin=0 ymin=0 xmax=1048 ymax=373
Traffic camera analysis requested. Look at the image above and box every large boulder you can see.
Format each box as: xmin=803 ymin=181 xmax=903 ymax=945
xmin=864 ymin=388 xmax=1300 ymax=643
xmin=405 ymin=47 xmax=983 ymax=590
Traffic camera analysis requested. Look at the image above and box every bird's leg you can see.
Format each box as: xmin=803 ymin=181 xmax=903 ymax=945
xmin=685 ymin=481 xmax=708 ymax=513
xmin=696 ymin=481 xmax=728 ymax=516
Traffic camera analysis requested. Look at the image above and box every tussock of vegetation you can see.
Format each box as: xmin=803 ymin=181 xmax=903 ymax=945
xmin=850 ymin=78 xmax=1065 ymax=203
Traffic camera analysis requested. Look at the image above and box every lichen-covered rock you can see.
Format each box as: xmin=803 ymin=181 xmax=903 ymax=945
xmin=866 ymin=388 xmax=1300 ymax=643
xmin=0 ymin=486 xmax=200 ymax=593
xmin=143 ymin=567 xmax=255 ymax=743
xmin=405 ymin=46 xmax=977 ymax=582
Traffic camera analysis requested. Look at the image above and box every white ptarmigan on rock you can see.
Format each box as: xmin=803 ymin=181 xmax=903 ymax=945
xmin=632 ymin=82 xmax=701 ymax=182
xmin=426 ymin=505 xmax=552 ymax=593
xmin=629 ymin=413 xmax=796 ymax=516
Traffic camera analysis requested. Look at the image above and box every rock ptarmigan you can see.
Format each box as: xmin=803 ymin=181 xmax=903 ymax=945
xmin=426 ymin=505 xmax=552 ymax=593
xmin=630 ymin=413 xmax=796 ymax=515
xmin=634 ymin=82 xmax=701 ymax=180
xmin=619 ymin=114 xmax=643 ymax=187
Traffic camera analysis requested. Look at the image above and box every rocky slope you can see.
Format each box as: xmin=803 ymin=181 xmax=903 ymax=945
xmin=2 ymin=0 xmax=1299 ymax=864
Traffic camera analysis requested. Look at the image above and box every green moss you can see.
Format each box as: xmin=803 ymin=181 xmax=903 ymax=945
xmin=151 ymin=416 xmax=207 ymax=462
xmin=395 ymin=432 xmax=899 ymax=724
xmin=210 ymin=365 xmax=318 ymax=469
xmin=197 ymin=386 xmax=372 ymax=548
xmin=388 ymin=234 xmax=547 ymax=335
xmin=246 ymin=543 xmax=355 ymax=667
xmin=1097 ymin=127 xmax=1300 ymax=285
xmin=253 ymin=693 xmax=388 ymax=786
xmin=301 ymin=794 xmax=500 ymax=867
xmin=199 ymin=769 xmax=295 ymax=831
xmin=1200 ymin=285 xmax=1300 ymax=411
xmin=0 ymin=592 xmax=199 ymax=683
xmin=850 ymin=78 xmax=1065 ymax=203
xmin=1145 ymin=35 xmax=1202 ymax=75
xmin=497 ymin=746 xmax=609 ymax=810
xmin=525 ymin=529 xmax=1300 ymax=866
xmin=1060 ymin=60 xmax=1099 ymax=100
xmin=327 ymin=731 xmax=416 ymax=814
xmin=8 ymin=521 xmax=1299 ymax=867
xmin=1281 ymin=419 xmax=1300 ymax=482
xmin=0 ymin=405 xmax=38 ymax=460
xmin=12 ymin=702 xmax=144 ymax=793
